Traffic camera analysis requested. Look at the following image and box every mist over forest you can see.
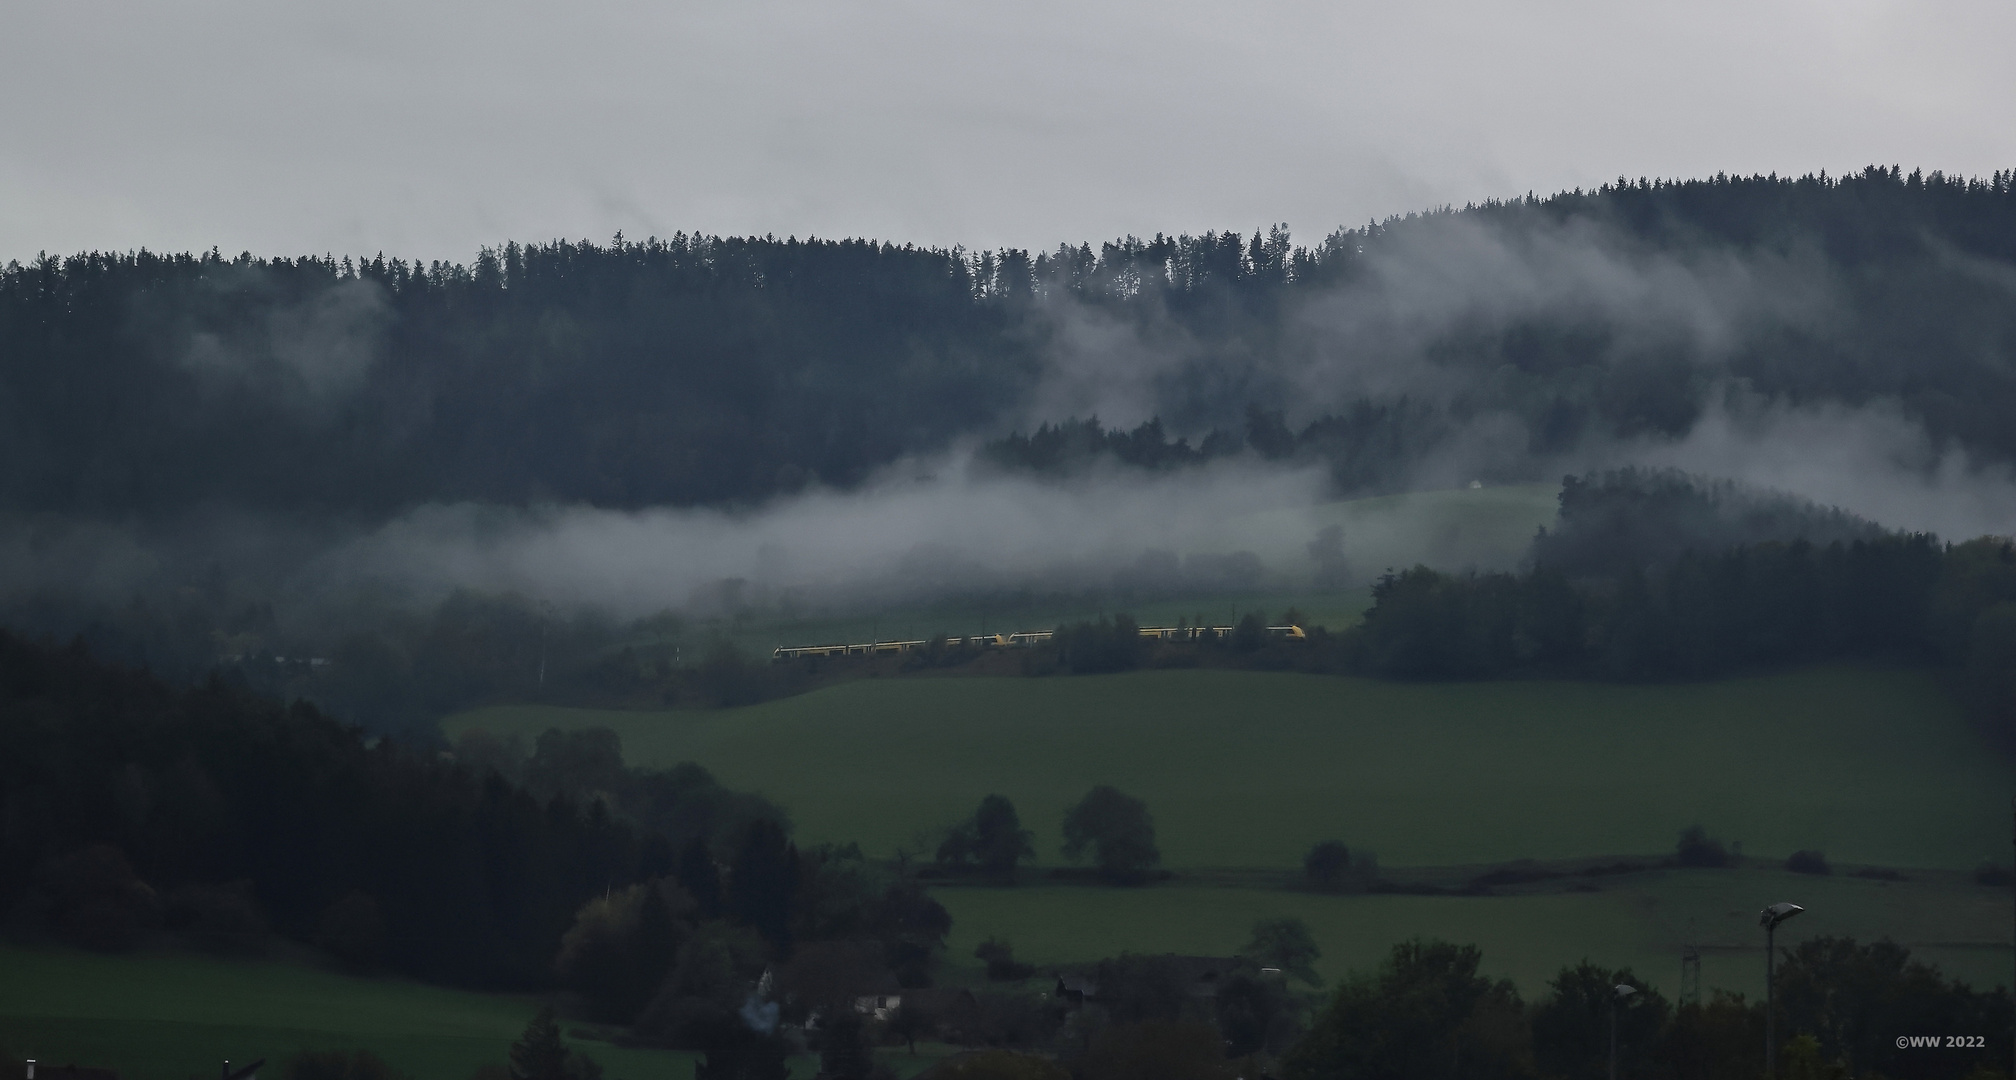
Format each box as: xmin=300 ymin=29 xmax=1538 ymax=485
xmin=7 ymin=162 xmax=2016 ymax=1080
xmin=5 ymin=166 xmax=2016 ymax=731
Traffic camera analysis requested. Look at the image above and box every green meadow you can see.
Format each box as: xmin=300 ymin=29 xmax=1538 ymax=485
xmin=0 ymin=944 xmax=701 ymax=1080
xmin=448 ymin=663 xmax=2014 ymax=1002
xmin=448 ymin=666 xmax=2012 ymax=872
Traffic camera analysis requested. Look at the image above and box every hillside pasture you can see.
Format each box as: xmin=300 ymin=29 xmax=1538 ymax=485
xmin=448 ymin=666 xmax=2013 ymax=873
xmin=0 ymin=945 xmax=695 ymax=1080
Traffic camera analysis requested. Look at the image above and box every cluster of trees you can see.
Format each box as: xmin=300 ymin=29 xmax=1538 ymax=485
xmin=549 ymin=836 xmax=954 ymax=1032
xmin=979 ymin=417 xmax=1243 ymax=475
xmin=0 ymin=626 xmax=971 ymax=1077
xmin=979 ymin=401 xmax=1452 ymax=496
xmin=1351 ymin=533 xmax=2016 ymax=735
xmin=0 ymin=630 xmax=662 ymax=986
xmin=1302 ymin=840 xmax=1379 ymax=893
xmin=1530 ymin=469 xmax=1886 ymax=578
xmin=227 ymin=923 xmax=2016 ymax=1080
xmin=4 ymin=168 xmax=2015 ymax=525
xmin=1276 ymin=936 xmax=2011 ymax=1080
xmin=0 ymin=235 xmax=1024 ymax=517
xmin=10 ymin=578 xmax=808 ymax=740
xmin=274 ymin=1009 xmax=606 ymax=1080
xmin=1012 ymin=612 xmax=1301 ymax=678
xmin=993 ymin=470 xmax=2016 ymax=749
xmin=925 ymin=788 xmax=1161 ymax=886
xmin=453 ymin=725 xmax=789 ymax=857
xmin=0 ymin=630 xmax=931 ymax=1003
xmin=932 ymin=795 xmax=1036 ymax=880
xmin=849 ymin=933 xmax=2008 ymax=1080
xmin=1060 ymin=786 xmax=1162 ymax=884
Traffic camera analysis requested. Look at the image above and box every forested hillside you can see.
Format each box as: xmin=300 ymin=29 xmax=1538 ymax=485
xmin=3 ymin=167 xmax=2014 ymax=517
xmin=5 ymin=167 xmax=2016 ymax=739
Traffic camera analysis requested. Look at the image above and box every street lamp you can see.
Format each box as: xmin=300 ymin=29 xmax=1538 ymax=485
xmin=1760 ymin=902 xmax=1805 ymax=1076
xmin=1610 ymin=984 xmax=1637 ymax=1080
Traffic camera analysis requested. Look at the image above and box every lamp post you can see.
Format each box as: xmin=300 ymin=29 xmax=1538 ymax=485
xmin=1760 ymin=902 xmax=1805 ymax=1076
xmin=1609 ymin=983 xmax=1637 ymax=1080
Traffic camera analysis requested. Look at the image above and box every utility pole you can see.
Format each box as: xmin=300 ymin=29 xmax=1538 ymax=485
xmin=1679 ymin=944 xmax=1700 ymax=1008
xmin=1610 ymin=983 xmax=1636 ymax=1080
xmin=1760 ymin=903 xmax=1804 ymax=1077
xmin=1767 ymin=922 xmax=1778 ymax=1075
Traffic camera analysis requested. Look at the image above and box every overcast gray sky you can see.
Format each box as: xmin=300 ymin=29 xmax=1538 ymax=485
xmin=4 ymin=0 xmax=2012 ymax=264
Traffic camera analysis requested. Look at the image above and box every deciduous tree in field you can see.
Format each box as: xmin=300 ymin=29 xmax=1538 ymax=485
xmin=1302 ymin=841 xmax=1351 ymax=892
xmin=1060 ymin=786 xmax=1160 ymax=884
xmin=936 ymin=794 xmax=1036 ymax=878
xmin=1241 ymin=916 xmax=1323 ymax=987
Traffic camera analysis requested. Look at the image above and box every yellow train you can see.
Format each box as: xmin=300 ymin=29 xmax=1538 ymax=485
xmin=771 ymin=624 xmax=1304 ymax=661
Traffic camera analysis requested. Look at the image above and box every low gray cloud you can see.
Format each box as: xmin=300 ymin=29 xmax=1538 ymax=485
xmin=274 ymin=445 xmax=1583 ymax=623
xmin=1018 ymin=209 xmax=1847 ymax=437
xmin=1624 ymin=394 xmax=2016 ymax=542
xmin=301 ymin=457 xmax=1340 ymax=617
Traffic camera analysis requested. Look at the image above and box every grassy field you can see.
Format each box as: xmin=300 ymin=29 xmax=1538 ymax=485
xmin=0 ymin=944 xmax=700 ymax=1080
xmin=19 ymin=657 xmax=2010 ymax=1071
xmin=932 ymin=869 xmax=2015 ymax=1001
xmin=448 ymin=666 xmax=2013 ymax=873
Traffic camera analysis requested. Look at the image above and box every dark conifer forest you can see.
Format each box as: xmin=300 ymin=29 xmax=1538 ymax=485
xmin=4 ymin=167 xmax=2016 ymax=741
xmin=3 ymin=167 xmax=2014 ymax=518
xmin=0 ymin=630 xmax=653 ymax=987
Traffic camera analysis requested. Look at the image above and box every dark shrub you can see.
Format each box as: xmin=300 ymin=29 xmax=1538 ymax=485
xmin=975 ymin=937 xmax=1036 ymax=981
xmin=166 ymin=880 xmax=269 ymax=954
xmin=1675 ymin=826 xmax=1730 ymax=868
xmin=287 ymin=1049 xmax=410 ymax=1080
xmin=818 ymin=1009 xmax=875 ymax=1080
xmin=1785 ymin=850 xmax=1831 ymax=876
xmin=509 ymin=1006 xmax=604 ymax=1080
xmin=1532 ymin=963 xmax=1669 ymax=1080
xmin=925 ymin=1051 xmax=1068 ymax=1080
xmin=691 ymin=1013 xmax=786 ymax=1080
xmin=31 ymin=845 xmax=161 ymax=951
xmin=1083 ymin=1019 xmax=1238 ymax=1080
xmin=314 ymin=890 xmax=386 ymax=970
xmin=1052 ymin=616 xmax=1145 ymax=674
xmin=1303 ymin=841 xmax=1351 ymax=891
